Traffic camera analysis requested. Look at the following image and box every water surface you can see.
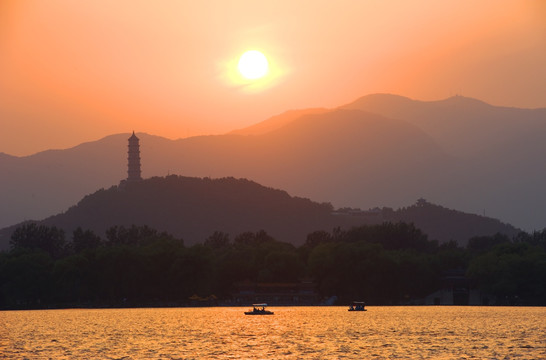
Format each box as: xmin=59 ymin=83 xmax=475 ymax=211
xmin=2 ymin=306 xmax=545 ymax=359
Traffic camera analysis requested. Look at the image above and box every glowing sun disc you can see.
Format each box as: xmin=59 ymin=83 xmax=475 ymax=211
xmin=238 ymin=50 xmax=269 ymax=80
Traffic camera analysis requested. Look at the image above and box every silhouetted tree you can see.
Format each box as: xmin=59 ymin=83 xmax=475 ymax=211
xmin=332 ymin=226 xmax=347 ymax=242
xmin=515 ymin=229 xmax=546 ymax=250
xmin=305 ymin=230 xmax=333 ymax=248
xmin=467 ymin=241 xmax=546 ymax=305
xmin=52 ymin=253 xmax=92 ymax=303
xmin=234 ymin=230 xmax=275 ymax=247
xmin=467 ymin=233 xmax=510 ymax=254
xmin=1 ymin=250 xmax=54 ymax=306
xmin=204 ymin=231 xmax=231 ymax=249
xmin=72 ymin=227 xmax=102 ymax=253
xmin=1 ymin=221 xmax=545 ymax=309
xmin=435 ymin=239 xmax=469 ymax=270
xmin=344 ymin=222 xmax=435 ymax=252
xmin=105 ymin=225 xmax=178 ymax=247
xmin=10 ymin=223 xmax=66 ymax=258
xmin=260 ymin=250 xmax=303 ymax=282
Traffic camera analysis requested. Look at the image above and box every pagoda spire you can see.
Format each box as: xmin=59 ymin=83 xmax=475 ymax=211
xmin=127 ymin=131 xmax=142 ymax=181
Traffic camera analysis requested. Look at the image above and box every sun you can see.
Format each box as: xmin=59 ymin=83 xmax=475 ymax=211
xmin=237 ymin=50 xmax=269 ymax=80
xmin=222 ymin=49 xmax=283 ymax=92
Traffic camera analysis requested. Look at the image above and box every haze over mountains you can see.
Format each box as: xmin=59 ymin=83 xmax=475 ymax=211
xmin=1 ymin=94 xmax=544 ymax=234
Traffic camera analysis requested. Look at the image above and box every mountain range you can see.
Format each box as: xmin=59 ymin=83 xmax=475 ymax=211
xmin=1 ymin=93 xmax=545 ymax=236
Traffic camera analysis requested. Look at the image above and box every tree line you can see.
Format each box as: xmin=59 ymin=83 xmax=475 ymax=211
xmin=1 ymin=222 xmax=545 ymax=309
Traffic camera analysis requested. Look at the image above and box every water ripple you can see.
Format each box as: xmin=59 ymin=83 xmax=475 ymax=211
xmin=1 ymin=306 xmax=545 ymax=359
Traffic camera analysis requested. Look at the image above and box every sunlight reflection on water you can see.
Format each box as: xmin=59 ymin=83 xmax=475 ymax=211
xmin=2 ymin=306 xmax=545 ymax=359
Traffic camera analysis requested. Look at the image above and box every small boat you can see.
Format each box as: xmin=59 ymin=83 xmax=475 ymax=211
xmin=348 ymin=301 xmax=367 ymax=311
xmin=244 ymin=303 xmax=274 ymax=315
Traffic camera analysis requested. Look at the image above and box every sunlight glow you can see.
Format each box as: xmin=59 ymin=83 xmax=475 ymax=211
xmin=220 ymin=48 xmax=287 ymax=93
xmin=238 ymin=50 xmax=269 ymax=80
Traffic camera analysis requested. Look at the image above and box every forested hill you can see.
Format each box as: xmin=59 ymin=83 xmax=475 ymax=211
xmin=0 ymin=175 xmax=521 ymax=250
xmin=30 ymin=175 xmax=343 ymax=246
xmin=386 ymin=199 xmax=520 ymax=245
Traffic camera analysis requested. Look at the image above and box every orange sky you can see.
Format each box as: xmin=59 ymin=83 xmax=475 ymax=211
xmin=1 ymin=0 xmax=545 ymax=156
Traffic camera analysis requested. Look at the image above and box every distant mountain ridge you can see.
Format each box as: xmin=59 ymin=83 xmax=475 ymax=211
xmin=0 ymin=176 xmax=519 ymax=249
xmin=229 ymin=108 xmax=329 ymax=136
xmin=1 ymin=94 xmax=544 ymax=233
xmin=342 ymin=94 xmax=546 ymax=158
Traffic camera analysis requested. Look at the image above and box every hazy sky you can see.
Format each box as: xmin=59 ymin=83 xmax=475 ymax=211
xmin=1 ymin=0 xmax=545 ymax=156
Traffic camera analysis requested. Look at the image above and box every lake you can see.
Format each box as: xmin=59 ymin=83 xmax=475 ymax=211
xmin=1 ymin=306 xmax=544 ymax=359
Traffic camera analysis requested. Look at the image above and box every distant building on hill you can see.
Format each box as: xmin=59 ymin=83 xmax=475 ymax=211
xmin=127 ymin=131 xmax=142 ymax=181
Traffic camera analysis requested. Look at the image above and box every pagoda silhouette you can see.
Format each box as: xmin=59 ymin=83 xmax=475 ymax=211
xmin=127 ymin=131 xmax=142 ymax=181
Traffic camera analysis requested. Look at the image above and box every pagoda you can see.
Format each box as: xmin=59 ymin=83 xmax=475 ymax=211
xmin=127 ymin=131 xmax=142 ymax=181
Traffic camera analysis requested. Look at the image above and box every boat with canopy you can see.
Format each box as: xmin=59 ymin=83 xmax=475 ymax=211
xmin=244 ymin=303 xmax=274 ymax=315
xmin=348 ymin=301 xmax=367 ymax=311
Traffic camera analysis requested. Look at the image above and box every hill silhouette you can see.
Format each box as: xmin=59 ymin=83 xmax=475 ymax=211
xmin=386 ymin=199 xmax=520 ymax=244
xmin=0 ymin=176 xmax=519 ymax=250
xmin=1 ymin=94 xmax=544 ymax=232
xmin=31 ymin=176 xmax=340 ymax=246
